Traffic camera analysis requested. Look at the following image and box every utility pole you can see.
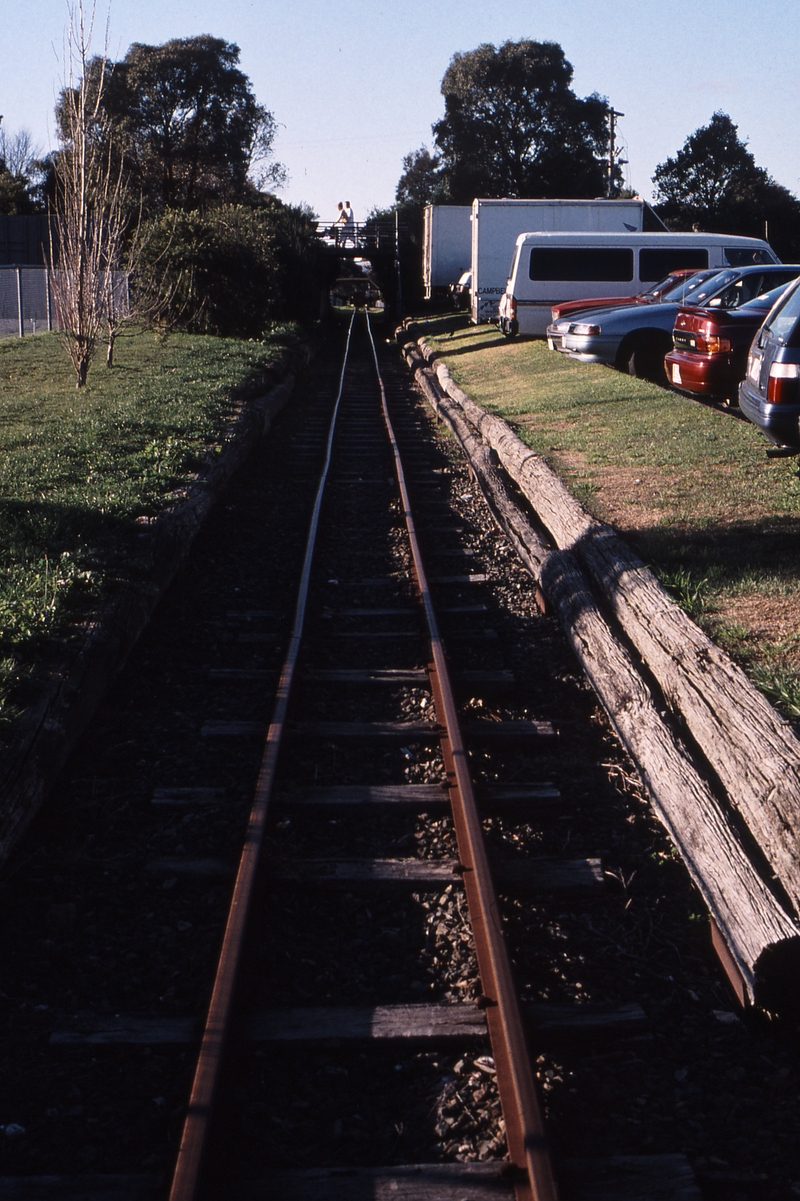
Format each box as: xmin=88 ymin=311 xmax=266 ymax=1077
xmin=607 ymin=108 xmax=626 ymax=198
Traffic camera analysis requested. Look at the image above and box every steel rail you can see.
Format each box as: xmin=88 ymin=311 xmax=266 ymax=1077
xmin=167 ymin=311 xmax=357 ymax=1201
xmin=366 ymin=312 xmax=559 ymax=1201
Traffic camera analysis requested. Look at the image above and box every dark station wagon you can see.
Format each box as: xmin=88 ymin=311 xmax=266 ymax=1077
xmin=739 ymin=276 xmax=800 ymax=450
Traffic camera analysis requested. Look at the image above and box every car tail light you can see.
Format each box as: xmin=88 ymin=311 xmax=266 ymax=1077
xmin=767 ymin=362 xmax=800 ymax=403
xmin=701 ymin=334 xmax=731 ymax=354
xmin=508 ymin=295 xmax=517 ymax=319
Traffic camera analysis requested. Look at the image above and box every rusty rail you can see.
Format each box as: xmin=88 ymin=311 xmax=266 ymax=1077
xmin=366 ymin=315 xmax=558 ymax=1201
xmin=167 ymin=311 xmax=357 ymax=1201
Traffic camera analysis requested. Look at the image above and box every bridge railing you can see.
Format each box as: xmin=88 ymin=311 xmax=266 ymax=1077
xmin=313 ymin=220 xmax=405 ymax=254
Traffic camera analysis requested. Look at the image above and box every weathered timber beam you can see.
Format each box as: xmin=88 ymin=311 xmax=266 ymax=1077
xmin=415 ymin=335 xmax=800 ymax=919
xmin=400 ymin=334 xmax=800 ymax=1014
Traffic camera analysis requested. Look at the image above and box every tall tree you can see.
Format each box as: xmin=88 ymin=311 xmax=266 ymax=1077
xmin=58 ymin=35 xmax=285 ymax=213
xmin=652 ymin=111 xmax=800 ymax=259
xmin=395 ymin=146 xmax=444 ymax=207
xmin=431 ymin=40 xmax=611 ymax=203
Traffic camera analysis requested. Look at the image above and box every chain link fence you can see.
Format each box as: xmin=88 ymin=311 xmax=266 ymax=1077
xmin=0 ymin=266 xmax=129 ymax=339
xmin=0 ymin=267 xmax=54 ymax=337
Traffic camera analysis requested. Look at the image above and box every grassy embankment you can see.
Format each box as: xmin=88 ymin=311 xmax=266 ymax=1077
xmin=422 ymin=317 xmax=800 ymax=719
xmin=0 ymin=327 xmax=299 ymax=737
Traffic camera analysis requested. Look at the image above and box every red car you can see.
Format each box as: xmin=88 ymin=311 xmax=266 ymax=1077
xmin=550 ymin=268 xmax=707 ymax=323
xmin=664 ymin=279 xmax=798 ymax=403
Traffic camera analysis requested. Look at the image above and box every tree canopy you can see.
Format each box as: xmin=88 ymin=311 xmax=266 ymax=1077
xmin=653 ymin=111 xmax=800 ymax=260
xmin=430 ymin=40 xmax=612 ymax=203
xmin=58 ymin=35 xmax=285 ymax=213
xmin=0 ymin=126 xmax=44 ymax=214
xmin=395 ymin=146 xmax=445 ymax=208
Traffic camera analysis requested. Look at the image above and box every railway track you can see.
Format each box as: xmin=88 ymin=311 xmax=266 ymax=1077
xmin=1 ymin=310 xmax=799 ymax=1199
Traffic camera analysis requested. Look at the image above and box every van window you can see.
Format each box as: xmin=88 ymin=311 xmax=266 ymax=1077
xmin=724 ymin=247 xmax=775 ymax=266
xmin=639 ymin=248 xmax=708 ymax=281
xmin=529 ymin=247 xmax=633 ymax=282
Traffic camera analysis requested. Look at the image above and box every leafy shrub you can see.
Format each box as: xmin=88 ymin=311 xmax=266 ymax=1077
xmin=137 ymin=199 xmax=322 ymax=336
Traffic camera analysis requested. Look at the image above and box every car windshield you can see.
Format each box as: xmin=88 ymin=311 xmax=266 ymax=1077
xmin=637 ymin=273 xmax=682 ymax=299
xmin=761 ymin=278 xmax=800 ymax=345
xmin=659 ymin=269 xmax=722 ymax=303
xmin=682 ymin=270 xmax=737 ymax=306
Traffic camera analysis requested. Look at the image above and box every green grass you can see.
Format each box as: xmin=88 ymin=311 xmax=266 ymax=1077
xmin=420 ymin=315 xmax=800 ymax=717
xmin=0 ymin=327 xmax=300 ymax=735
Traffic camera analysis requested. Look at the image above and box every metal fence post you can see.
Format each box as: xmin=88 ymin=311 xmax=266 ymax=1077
xmin=16 ymin=266 xmax=23 ymax=337
xmin=46 ymin=267 xmax=52 ymax=331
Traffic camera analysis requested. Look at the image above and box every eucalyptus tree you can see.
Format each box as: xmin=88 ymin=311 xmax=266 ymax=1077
xmin=64 ymin=35 xmax=285 ymax=213
xmin=653 ymin=111 xmax=800 ymax=259
xmin=431 ymin=40 xmax=612 ymax=203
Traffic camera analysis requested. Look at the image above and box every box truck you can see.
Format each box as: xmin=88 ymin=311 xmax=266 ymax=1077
xmin=470 ymin=198 xmax=665 ymax=323
xmin=423 ymin=205 xmax=472 ymax=299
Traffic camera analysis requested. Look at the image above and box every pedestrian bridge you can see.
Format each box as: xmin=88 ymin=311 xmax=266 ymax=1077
xmin=313 ymin=220 xmax=403 ymax=258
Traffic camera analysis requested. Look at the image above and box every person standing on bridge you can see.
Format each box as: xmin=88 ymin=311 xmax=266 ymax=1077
xmin=343 ymin=201 xmax=355 ymax=246
xmin=333 ymin=201 xmax=346 ymax=245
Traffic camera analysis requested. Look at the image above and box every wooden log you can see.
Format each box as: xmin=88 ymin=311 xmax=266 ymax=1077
xmin=279 ymin=783 xmax=448 ymax=806
xmin=265 ymin=856 xmax=602 ymax=891
xmin=48 ymin=1001 xmax=642 ymax=1051
xmin=289 ymin=720 xmax=443 ymax=738
xmin=416 ymin=339 xmax=800 ymax=918
xmin=525 ymin=1000 xmax=647 ymax=1040
xmin=246 ymin=1003 xmax=487 ymax=1042
xmin=0 ymin=1176 xmax=160 ymax=1200
xmin=146 ymin=858 xmax=231 ymax=877
xmin=280 ymin=783 xmax=559 ymax=807
xmin=151 ymin=788 xmax=225 ymax=807
xmin=239 ymin=1163 xmax=513 ymax=1200
xmin=239 ymin=1156 xmax=701 ymax=1201
xmin=400 ymin=335 xmax=800 ymax=1013
xmin=50 ymin=1006 xmax=485 ymax=1047
xmin=51 ymin=1016 xmax=196 ymax=1045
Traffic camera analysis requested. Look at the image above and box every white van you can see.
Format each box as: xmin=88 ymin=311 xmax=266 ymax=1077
xmin=497 ymin=231 xmax=779 ymax=337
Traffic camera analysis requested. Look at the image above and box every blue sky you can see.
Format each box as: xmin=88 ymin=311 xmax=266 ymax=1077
xmin=2 ymin=0 xmax=799 ymax=222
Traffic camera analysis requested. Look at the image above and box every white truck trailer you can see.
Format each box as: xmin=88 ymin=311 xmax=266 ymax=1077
xmin=422 ymin=205 xmax=472 ymax=299
xmin=470 ymin=198 xmax=664 ymax=323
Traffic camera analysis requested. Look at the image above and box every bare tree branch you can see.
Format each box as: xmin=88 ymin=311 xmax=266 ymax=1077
xmin=50 ymin=1 xmax=131 ymax=387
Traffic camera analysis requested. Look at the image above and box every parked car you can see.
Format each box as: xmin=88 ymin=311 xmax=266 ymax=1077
xmin=546 ymin=265 xmax=800 ymax=381
xmin=739 ymin=277 xmax=800 ymax=451
xmin=550 ymin=268 xmax=710 ymax=323
xmin=664 ymin=280 xmax=798 ymax=403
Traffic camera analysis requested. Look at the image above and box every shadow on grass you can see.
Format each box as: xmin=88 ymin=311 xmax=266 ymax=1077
xmin=0 ymin=497 xmax=147 ymax=658
xmin=620 ymin=515 xmax=800 ymax=594
xmin=432 ymin=333 xmax=514 ymax=357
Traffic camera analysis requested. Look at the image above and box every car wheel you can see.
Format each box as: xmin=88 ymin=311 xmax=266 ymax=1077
xmin=625 ymin=336 xmax=670 ymax=383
